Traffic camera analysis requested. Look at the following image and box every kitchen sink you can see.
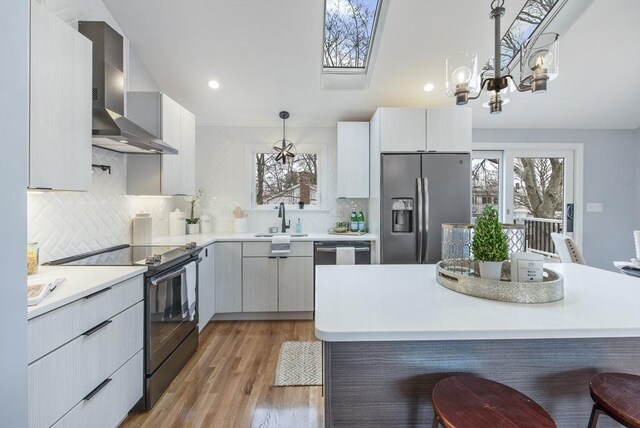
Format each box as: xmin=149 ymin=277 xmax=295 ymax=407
xmin=254 ymin=233 xmax=308 ymax=237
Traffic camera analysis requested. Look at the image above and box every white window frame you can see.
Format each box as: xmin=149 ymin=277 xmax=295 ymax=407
xmin=246 ymin=143 xmax=328 ymax=211
xmin=473 ymin=143 xmax=584 ymax=250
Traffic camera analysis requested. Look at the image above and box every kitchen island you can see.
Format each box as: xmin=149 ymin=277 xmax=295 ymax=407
xmin=315 ymin=264 xmax=640 ymax=427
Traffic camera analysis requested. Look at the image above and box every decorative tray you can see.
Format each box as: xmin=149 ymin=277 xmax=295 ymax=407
xmin=436 ymin=261 xmax=564 ymax=304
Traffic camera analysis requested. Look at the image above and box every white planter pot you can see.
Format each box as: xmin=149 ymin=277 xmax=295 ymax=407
xmin=478 ymin=261 xmax=504 ymax=280
xmin=186 ymin=223 xmax=200 ymax=235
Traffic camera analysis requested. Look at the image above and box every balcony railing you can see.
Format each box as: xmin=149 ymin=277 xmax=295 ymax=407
xmin=515 ymin=217 xmax=563 ymax=256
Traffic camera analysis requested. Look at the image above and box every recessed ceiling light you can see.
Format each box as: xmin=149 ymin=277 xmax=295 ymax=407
xmin=423 ymin=83 xmax=435 ymax=92
xmin=208 ymin=80 xmax=220 ymax=89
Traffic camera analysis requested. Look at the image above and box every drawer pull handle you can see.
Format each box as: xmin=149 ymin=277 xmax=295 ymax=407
xmin=82 ymin=320 xmax=112 ymax=336
xmin=83 ymin=286 xmax=112 ymax=300
xmin=83 ymin=378 xmax=112 ymax=401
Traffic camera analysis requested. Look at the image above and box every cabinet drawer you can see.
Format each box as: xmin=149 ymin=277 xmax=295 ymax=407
xmin=29 ymin=275 xmax=143 ymax=363
xmin=243 ymin=241 xmax=313 ymax=257
xmin=51 ymin=350 xmax=143 ymax=428
xmin=29 ymin=302 xmax=143 ymax=428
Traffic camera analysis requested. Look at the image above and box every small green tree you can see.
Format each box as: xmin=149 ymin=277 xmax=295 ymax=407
xmin=472 ymin=205 xmax=509 ymax=262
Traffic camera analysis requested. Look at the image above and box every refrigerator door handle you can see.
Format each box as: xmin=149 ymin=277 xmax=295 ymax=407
xmin=423 ymin=177 xmax=430 ymax=263
xmin=416 ymin=178 xmax=423 ymax=263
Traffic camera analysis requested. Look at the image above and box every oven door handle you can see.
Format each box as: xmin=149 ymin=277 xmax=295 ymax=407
xmin=315 ymin=247 xmax=370 ymax=253
xmin=150 ymin=266 xmax=186 ymax=285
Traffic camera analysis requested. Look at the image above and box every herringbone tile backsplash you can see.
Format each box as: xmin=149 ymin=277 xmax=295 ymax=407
xmin=28 ymin=147 xmax=186 ymax=263
xmin=28 ymin=127 xmax=367 ymax=262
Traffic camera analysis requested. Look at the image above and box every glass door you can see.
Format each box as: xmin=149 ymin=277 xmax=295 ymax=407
xmin=471 ymin=151 xmax=502 ymax=221
xmin=504 ymin=150 xmax=574 ymax=256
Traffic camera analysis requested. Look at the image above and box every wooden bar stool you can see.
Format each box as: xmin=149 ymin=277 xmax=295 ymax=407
xmin=588 ymin=372 xmax=640 ymax=428
xmin=432 ymin=375 xmax=556 ymax=428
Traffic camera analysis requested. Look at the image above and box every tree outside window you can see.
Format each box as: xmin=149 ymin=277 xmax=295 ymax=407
xmin=255 ymin=153 xmax=318 ymax=206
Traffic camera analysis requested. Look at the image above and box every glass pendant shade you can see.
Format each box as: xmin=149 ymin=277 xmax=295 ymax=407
xmin=446 ymin=51 xmax=479 ymax=104
xmin=520 ymin=33 xmax=559 ymax=93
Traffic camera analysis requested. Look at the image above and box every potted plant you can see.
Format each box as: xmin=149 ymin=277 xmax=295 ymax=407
xmin=471 ymin=205 xmax=509 ymax=280
xmin=185 ymin=190 xmax=203 ymax=234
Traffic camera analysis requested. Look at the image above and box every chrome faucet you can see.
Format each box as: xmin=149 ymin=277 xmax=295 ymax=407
xmin=278 ymin=202 xmax=290 ymax=233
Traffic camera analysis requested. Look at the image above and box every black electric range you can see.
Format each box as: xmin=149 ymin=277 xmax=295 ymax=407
xmin=47 ymin=243 xmax=200 ymax=275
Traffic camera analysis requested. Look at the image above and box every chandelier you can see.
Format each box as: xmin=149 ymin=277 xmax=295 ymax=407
xmin=446 ymin=0 xmax=559 ymax=114
xmin=272 ymin=111 xmax=296 ymax=164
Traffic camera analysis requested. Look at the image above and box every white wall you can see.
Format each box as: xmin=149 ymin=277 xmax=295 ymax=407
xmin=636 ymin=128 xmax=640 ymax=231
xmin=473 ymin=128 xmax=639 ymax=270
xmin=0 ymin=0 xmax=29 ymax=425
xmin=196 ymin=126 xmax=367 ymax=233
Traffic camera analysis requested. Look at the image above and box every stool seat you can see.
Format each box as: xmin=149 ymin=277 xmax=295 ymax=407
xmin=590 ymin=373 xmax=640 ymax=427
xmin=432 ymin=375 xmax=556 ymax=428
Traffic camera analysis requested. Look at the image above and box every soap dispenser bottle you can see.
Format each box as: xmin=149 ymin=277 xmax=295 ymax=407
xmin=295 ymin=218 xmax=302 ymax=234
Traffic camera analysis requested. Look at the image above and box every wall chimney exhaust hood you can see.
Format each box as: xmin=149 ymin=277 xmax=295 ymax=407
xmin=78 ymin=21 xmax=177 ymax=155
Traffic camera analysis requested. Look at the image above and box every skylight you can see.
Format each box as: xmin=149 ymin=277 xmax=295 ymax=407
xmin=484 ymin=0 xmax=562 ymax=71
xmin=323 ymin=0 xmax=381 ymax=70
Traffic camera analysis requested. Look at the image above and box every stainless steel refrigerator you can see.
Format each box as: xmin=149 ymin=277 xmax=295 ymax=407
xmin=381 ymin=153 xmax=471 ymax=264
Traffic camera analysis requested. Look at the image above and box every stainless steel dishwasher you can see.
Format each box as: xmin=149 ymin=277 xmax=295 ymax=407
xmin=314 ymin=241 xmax=372 ymax=265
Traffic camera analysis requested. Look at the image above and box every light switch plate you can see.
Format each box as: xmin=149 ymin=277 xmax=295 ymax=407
xmin=586 ymin=203 xmax=603 ymax=212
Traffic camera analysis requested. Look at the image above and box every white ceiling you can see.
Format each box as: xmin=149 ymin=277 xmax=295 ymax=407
xmin=103 ymin=0 xmax=640 ymax=129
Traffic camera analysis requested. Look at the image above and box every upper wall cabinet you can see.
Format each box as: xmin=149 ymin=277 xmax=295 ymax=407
xmin=126 ymin=92 xmax=196 ymax=196
xmin=377 ymin=108 xmax=427 ymax=153
xmin=337 ymin=122 xmax=369 ymax=198
xmin=29 ymin=1 xmax=92 ymax=191
xmin=426 ymin=108 xmax=471 ymax=152
xmin=373 ymin=107 xmax=471 ymax=154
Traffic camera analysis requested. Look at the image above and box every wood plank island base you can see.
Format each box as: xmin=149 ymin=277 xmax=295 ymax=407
xmin=315 ymin=264 xmax=640 ymax=428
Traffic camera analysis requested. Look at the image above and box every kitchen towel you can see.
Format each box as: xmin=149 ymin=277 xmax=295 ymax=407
xmin=169 ymin=209 xmax=186 ymax=236
xmin=634 ymin=230 xmax=640 ymax=260
xmin=132 ymin=213 xmax=153 ymax=244
xmin=185 ymin=261 xmax=197 ymax=320
xmin=271 ymin=235 xmax=291 ymax=256
xmin=336 ymin=247 xmax=356 ymax=265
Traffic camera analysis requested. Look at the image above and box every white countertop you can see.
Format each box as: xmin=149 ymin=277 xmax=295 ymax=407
xmin=151 ymin=232 xmax=377 ymax=247
xmin=27 ymin=265 xmax=147 ymax=319
xmin=315 ymin=263 xmax=640 ymax=342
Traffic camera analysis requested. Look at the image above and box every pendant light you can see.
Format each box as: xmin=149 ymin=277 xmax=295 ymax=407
xmin=445 ymin=0 xmax=560 ymax=114
xmin=272 ymin=111 xmax=296 ymax=164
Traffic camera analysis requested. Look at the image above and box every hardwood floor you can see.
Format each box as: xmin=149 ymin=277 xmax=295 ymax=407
xmin=121 ymin=321 xmax=323 ymax=428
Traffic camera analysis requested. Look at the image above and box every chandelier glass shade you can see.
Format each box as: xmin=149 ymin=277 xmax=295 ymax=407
xmin=446 ymin=0 xmax=560 ymax=114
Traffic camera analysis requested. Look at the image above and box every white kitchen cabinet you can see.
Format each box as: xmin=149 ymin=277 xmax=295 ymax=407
xmin=198 ymin=244 xmax=215 ymax=332
xmin=242 ymin=257 xmax=278 ymax=312
xmin=278 ymin=257 xmax=314 ymax=312
xmin=180 ymin=108 xmax=196 ymax=195
xmin=240 ymin=242 xmax=314 ymax=314
xmin=126 ymin=92 xmax=196 ymax=196
xmin=29 ymin=1 xmax=92 ymax=191
xmin=426 ymin=108 xmax=472 ymax=152
xmin=376 ymin=108 xmax=427 ymax=153
xmin=337 ymin=122 xmax=370 ymax=198
xmin=28 ymin=275 xmax=144 ymax=428
xmin=214 ymin=242 xmax=243 ymax=313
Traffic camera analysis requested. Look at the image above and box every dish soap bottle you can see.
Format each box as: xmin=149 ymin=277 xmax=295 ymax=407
xmin=350 ymin=211 xmax=358 ymax=232
xmin=295 ymin=218 xmax=302 ymax=234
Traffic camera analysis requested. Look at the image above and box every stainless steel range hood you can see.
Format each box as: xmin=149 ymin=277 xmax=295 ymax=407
xmin=78 ymin=21 xmax=177 ymax=155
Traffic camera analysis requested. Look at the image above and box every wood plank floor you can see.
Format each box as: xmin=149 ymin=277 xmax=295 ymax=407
xmin=122 ymin=321 xmax=323 ymax=428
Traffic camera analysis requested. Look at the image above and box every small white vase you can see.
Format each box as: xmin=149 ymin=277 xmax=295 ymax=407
xmin=186 ymin=223 xmax=200 ymax=235
xmin=478 ymin=261 xmax=504 ymax=280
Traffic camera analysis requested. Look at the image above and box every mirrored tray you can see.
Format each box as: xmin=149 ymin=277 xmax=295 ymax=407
xmin=436 ymin=261 xmax=564 ymax=304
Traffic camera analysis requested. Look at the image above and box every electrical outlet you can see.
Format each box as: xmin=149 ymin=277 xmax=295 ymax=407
xmin=586 ymin=203 xmax=603 ymax=213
